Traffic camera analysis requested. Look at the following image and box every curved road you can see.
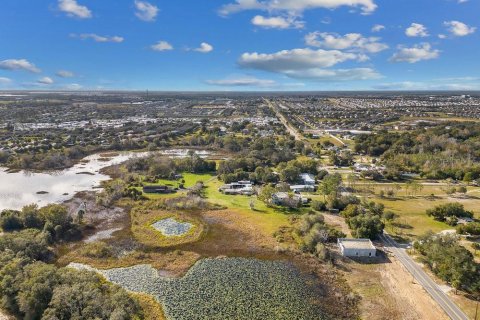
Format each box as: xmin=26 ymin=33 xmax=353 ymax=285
xmin=380 ymin=233 xmax=469 ymax=320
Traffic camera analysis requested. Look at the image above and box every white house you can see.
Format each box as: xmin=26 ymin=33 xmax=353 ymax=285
xmin=338 ymin=238 xmax=376 ymax=258
xmin=299 ymin=173 xmax=316 ymax=186
xmin=271 ymin=192 xmax=309 ymax=206
xmin=290 ymin=185 xmax=316 ymax=193
xmin=219 ymin=181 xmax=254 ymax=195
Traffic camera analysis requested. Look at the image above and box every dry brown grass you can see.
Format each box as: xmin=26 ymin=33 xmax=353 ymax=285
xmin=132 ymin=293 xmax=166 ymax=320
xmin=58 ymin=249 xmax=201 ymax=277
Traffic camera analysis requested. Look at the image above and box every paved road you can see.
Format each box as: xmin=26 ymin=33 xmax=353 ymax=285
xmin=263 ymin=98 xmax=304 ymax=141
xmin=380 ymin=233 xmax=469 ymax=320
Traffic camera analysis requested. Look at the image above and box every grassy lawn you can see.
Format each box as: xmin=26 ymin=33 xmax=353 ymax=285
xmin=204 ymin=178 xmax=296 ymax=235
xmin=139 ymin=172 xmax=216 ymax=200
xmin=149 ymin=172 xmax=215 ymax=189
xmin=371 ymin=194 xmax=480 ymax=240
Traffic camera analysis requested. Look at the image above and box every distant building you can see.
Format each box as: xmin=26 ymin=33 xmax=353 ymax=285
xmin=338 ymin=238 xmax=376 ymax=258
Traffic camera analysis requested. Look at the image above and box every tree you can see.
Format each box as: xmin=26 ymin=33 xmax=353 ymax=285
xmin=348 ymin=214 xmax=385 ymax=240
xmin=0 ymin=210 xmax=23 ymax=231
xmin=407 ymin=181 xmax=423 ymax=197
xmin=319 ymin=173 xmax=342 ymax=201
xmin=20 ymin=204 xmax=42 ymax=229
xmin=257 ymin=185 xmax=276 ymax=206
xmin=279 ymin=164 xmax=301 ymax=183
xmin=426 ymin=203 xmax=473 ymax=222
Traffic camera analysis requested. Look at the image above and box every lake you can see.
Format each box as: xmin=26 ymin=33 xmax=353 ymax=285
xmin=0 ymin=149 xmax=211 ymax=211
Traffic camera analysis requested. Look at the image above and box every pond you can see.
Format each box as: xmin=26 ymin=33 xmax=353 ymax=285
xmin=0 ymin=149 xmax=211 ymax=211
xmin=151 ymin=218 xmax=193 ymax=236
xmin=71 ymin=257 xmax=327 ymax=320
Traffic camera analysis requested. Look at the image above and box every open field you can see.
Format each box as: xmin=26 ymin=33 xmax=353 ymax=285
xmin=373 ymin=194 xmax=480 ymax=239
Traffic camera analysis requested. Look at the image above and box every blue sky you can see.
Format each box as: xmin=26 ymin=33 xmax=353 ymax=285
xmin=0 ymin=0 xmax=479 ymax=91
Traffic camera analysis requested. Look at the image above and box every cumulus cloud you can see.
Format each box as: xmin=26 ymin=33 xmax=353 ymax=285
xmin=251 ymin=15 xmax=304 ymax=29
xmin=151 ymin=41 xmax=173 ymax=51
xmin=206 ymin=77 xmax=276 ymax=87
xmin=37 ymin=77 xmax=54 ymax=85
xmin=56 ymin=70 xmax=74 ymax=78
xmin=239 ymin=48 xmax=360 ymax=71
xmin=134 ymin=0 xmax=159 ymax=22
xmin=238 ymin=48 xmax=380 ymax=81
xmin=0 ymin=59 xmax=41 ymax=73
xmin=71 ymin=33 xmax=124 ymax=43
xmin=305 ymin=32 xmax=388 ymax=53
xmin=0 ymin=77 xmax=12 ymax=85
xmin=371 ymin=24 xmax=385 ymax=32
xmin=194 ymin=42 xmax=214 ymax=53
xmin=390 ymin=43 xmax=440 ymax=63
xmin=405 ymin=23 xmax=429 ymax=37
xmin=219 ymin=0 xmax=377 ymax=16
xmin=58 ymin=0 xmax=92 ymax=19
xmin=444 ymin=21 xmax=476 ymax=37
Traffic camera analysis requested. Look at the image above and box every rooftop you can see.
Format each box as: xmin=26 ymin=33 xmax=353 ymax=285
xmin=338 ymin=238 xmax=376 ymax=250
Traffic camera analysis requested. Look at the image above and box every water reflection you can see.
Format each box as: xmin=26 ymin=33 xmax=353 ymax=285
xmin=0 ymin=149 xmax=210 ymax=211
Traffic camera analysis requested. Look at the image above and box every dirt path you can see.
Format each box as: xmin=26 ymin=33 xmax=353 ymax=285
xmin=323 ymin=213 xmax=351 ymax=237
xmin=0 ymin=310 xmax=12 ymax=320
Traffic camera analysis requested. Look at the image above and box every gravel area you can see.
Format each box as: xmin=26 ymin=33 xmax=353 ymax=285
xmin=151 ymin=218 xmax=193 ymax=236
xmin=74 ymin=258 xmax=326 ymax=320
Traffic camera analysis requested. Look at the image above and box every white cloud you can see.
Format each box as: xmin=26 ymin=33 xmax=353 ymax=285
xmin=37 ymin=77 xmax=54 ymax=85
xmin=58 ymin=0 xmax=92 ymax=19
xmin=0 ymin=59 xmax=41 ymax=73
xmin=56 ymin=70 xmax=74 ymax=78
xmin=194 ymin=42 xmax=214 ymax=53
xmin=405 ymin=23 xmax=429 ymax=37
xmin=390 ymin=43 xmax=440 ymax=63
xmin=371 ymin=24 xmax=385 ymax=32
xmin=305 ymin=32 xmax=388 ymax=53
xmin=444 ymin=21 xmax=476 ymax=37
xmin=134 ymin=0 xmax=159 ymax=22
xmin=206 ymin=77 xmax=276 ymax=87
xmin=239 ymin=48 xmax=360 ymax=71
xmin=251 ymin=15 xmax=304 ymax=29
xmin=219 ymin=0 xmax=377 ymax=16
xmin=151 ymin=41 xmax=173 ymax=51
xmin=72 ymin=33 xmax=124 ymax=43
xmin=238 ymin=48 xmax=380 ymax=81
xmin=0 ymin=77 xmax=12 ymax=85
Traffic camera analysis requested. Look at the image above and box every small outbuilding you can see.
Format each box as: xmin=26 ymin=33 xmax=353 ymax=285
xmin=338 ymin=238 xmax=376 ymax=258
xmin=143 ymin=185 xmax=174 ymax=194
